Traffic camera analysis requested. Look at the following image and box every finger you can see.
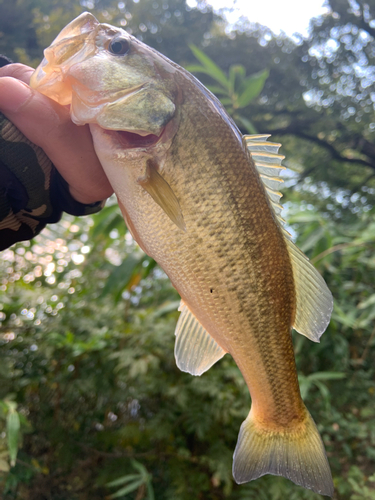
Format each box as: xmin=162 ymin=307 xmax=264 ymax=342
xmin=0 ymin=63 xmax=34 ymax=84
xmin=0 ymin=76 xmax=113 ymax=204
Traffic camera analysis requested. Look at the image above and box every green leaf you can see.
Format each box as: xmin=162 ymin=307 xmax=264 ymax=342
xmin=299 ymin=226 xmax=325 ymax=253
xmin=298 ymin=374 xmax=312 ymax=400
xmin=229 ymin=64 xmax=246 ymax=92
xmin=131 ymin=459 xmax=149 ymax=477
xmin=236 ymin=115 xmax=258 ymax=134
xmin=308 ymin=371 xmax=346 ymax=381
xmin=90 ymin=203 xmax=125 ymax=241
xmin=110 ymin=478 xmax=144 ymax=498
xmin=147 ymin=482 xmax=155 ymax=500
xmin=189 ymin=45 xmax=229 ymax=89
xmin=219 ymin=97 xmax=233 ymax=106
xmin=153 ymin=300 xmax=180 ymax=318
xmin=6 ymin=409 xmax=20 ymax=467
xmin=184 ymin=64 xmax=210 ymax=73
xmin=206 ymin=85 xmax=230 ymax=96
xmin=236 ymin=69 xmax=269 ymax=108
xmin=100 ymin=254 xmax=144 ymax=301
xmin=107 ymin=474 xmax=140 ymax=487
xmin=332 ymin=303 xmax=357 ymax=328
xmin=358 ymin=294 xmax=375 ymax=309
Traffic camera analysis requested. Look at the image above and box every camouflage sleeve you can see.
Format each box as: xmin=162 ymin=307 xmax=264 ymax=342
xmin=0 ymin=112 xmax=105 ymax=251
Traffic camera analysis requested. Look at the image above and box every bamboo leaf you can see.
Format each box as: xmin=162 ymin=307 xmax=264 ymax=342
xmin=236 ymin=115 xmax=257 ymax=134
xmin=147 ymin=482 xmax=155 ymax=500
xmin=100 ymin=254 xmax=144 ymax=300
xmin=219 ymin=97 xmax=233 ymax=106
xmin=299 ymin=226 xmax=325 ymax=253
xmin=206 ymin=85 xmax=230 ymax=96
xmin=184 ymin=64 xmax=210 ymax=73
xmin=314 ymin=380 xmax=330 ymax=401
xmin=298 ymin=374 xmax=312 ymax=400
xmin=188 ymin=45 xmax=229 ymax=89
xmin=110 ymin=479 xmax=144 ymax=498
xmin=106 ymin=474 xmax=141 ymax=488
xmin=131 ymin=459 xmax=148 ymax=475
xmin=237 ymin=69 xmax=269 ymax=108
xmin=229 ymin=64 xmax=245 ymax=92
xmin=308 ymin=371 xmax=346 ymax=381
xmin=6 ymin=409 xmax=20 ymax=467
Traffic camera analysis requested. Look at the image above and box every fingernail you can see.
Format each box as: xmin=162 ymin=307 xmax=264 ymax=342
xmin=0 ymin=78 xmax=33 ymax=113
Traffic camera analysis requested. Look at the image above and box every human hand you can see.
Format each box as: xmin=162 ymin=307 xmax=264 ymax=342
xmin=0 ymin=63 xmax=113 ymax=204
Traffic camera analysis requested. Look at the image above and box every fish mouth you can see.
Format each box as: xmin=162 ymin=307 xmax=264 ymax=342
xmin=115 ymin=129 xmax=163 ymax=149
xmin=96 ymin=112 xmax=177 ymax=151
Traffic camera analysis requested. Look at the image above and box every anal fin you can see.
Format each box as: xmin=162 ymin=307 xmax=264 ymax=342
xmin=175 ymin=301 xmax=226 ymax=376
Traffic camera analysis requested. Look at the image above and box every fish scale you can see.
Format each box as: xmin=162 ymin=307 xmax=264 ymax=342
xmin=159 ymin=77 xmax=299 ymax=423
xmin=31 ymin=12 xmax=334 ymax=496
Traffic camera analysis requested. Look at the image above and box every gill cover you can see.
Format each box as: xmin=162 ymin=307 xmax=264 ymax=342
xmin=30 ymin=12 xmax=176 ymax=136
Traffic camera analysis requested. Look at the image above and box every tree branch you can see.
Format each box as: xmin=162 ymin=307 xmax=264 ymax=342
xmin=268 ymin=127 xmax=375 ymax=171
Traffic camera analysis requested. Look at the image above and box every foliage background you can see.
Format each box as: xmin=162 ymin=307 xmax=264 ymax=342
xmin=0 ymin=0 xmax=375 ymax=498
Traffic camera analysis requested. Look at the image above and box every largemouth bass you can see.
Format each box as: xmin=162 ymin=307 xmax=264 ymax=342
xmin=31 ymin=13 xmax=334 ymax=496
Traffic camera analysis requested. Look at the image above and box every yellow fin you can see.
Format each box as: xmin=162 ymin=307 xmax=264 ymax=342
xmin=233 ymin=407 xmax=333 ymax=497
xmin=286 ymin=239 xmax=333 ymax=342
xmin=174 ymin=301 xmax=226 ymax=376
xmin=138 ymin=160 xmax=186 ymax=231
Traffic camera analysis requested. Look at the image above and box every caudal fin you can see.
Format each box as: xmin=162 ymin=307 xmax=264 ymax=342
xmin=233 ymin=408 xmax=333 ymax=497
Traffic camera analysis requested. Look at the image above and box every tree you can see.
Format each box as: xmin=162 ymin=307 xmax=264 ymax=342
xmin=1 ymin=0 xmax=375 ymax=498
xmin=195 ymin=0 xmax=375 ymax=216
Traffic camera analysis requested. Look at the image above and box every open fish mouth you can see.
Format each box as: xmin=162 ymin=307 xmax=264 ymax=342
xmin=99 ymin=115 xmax=176 ymax=151
xmin=115 ymin=129 xmax=164 ymax=149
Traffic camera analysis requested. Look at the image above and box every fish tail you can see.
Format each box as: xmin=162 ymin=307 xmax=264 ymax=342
xmin=232 ymin=406 xmax=333 ymax=497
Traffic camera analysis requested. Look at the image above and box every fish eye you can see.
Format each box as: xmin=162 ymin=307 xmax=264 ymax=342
xmin=108 ymin=37 xmax=130 ymax=56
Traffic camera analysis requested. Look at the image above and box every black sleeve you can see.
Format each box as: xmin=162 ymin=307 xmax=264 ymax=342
xmin=0 ymin=56 xmax=105 ymax=251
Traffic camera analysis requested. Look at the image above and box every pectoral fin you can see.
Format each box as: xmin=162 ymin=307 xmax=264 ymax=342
xmin=175 ymin=301 xmax=226 ymax=376
xmin=138 ymin=160 xmax=186 ymax=231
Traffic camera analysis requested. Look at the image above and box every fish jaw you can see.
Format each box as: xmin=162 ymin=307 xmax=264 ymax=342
xmin=30 ymin=12 xmax=100 ymax=105
xmin=30 ymin=12 xmax=179 ymax=137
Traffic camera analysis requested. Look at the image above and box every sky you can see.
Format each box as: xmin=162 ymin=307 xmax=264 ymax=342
xmin=189 ymin=0 xmax=329 ymax=36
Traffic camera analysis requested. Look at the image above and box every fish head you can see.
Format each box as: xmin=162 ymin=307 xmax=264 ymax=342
xmin=30 ymin=12 xmax=178 ymax=142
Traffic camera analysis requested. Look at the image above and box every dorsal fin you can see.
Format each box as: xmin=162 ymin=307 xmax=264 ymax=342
xmin=244 ymin=135 xmax=286 ymax=227
xmin=245 ymin=134 xmax=333 ymax=342
xmin=174 ymin=301 xmax=226 ymax=376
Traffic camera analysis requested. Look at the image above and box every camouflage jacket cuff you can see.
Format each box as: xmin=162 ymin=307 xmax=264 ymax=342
xmin=0 ymin=112 xmax=104 ymax=251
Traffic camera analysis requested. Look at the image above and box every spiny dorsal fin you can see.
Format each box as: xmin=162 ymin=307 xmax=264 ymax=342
xmin=174 ymin=301 xmax=226 ymax=376
xmin=244 ymin=135 xmax=286 ymax=227
xmin=245 ymin=134 xmax=333 ymax=342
